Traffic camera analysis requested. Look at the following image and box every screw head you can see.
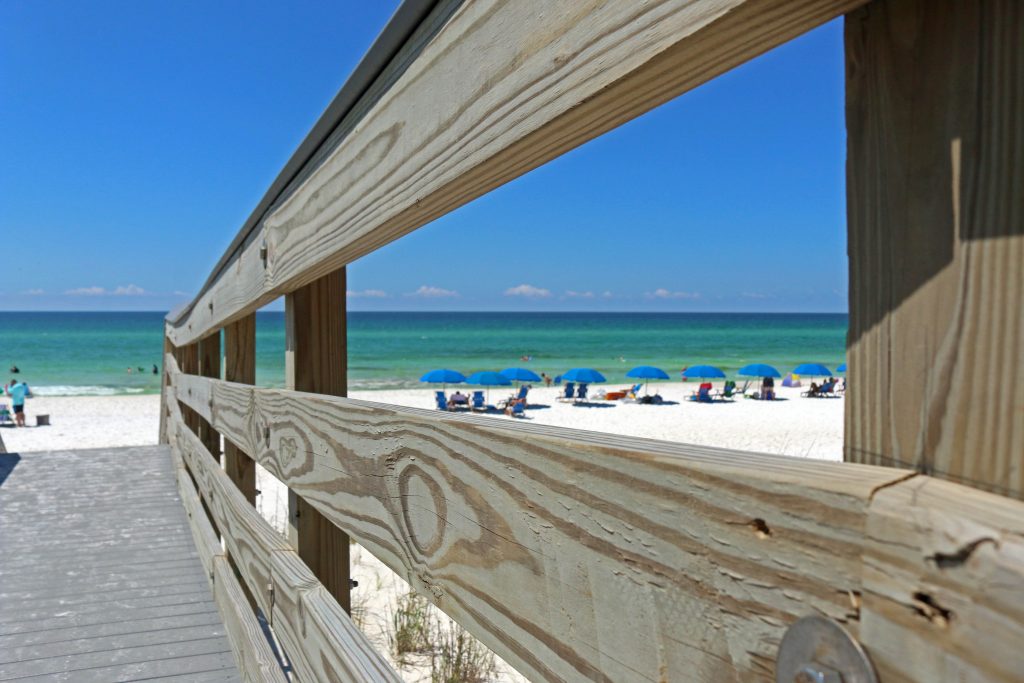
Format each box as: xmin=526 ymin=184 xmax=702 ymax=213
xmin=794 ymin=663 xmax=842 ymax=683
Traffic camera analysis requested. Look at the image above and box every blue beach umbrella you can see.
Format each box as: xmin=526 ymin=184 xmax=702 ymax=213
xmin=626 ymin=365 xmax=670 ymax=395
xmin=562 ymin=368 xmax=607 ymax=384
xmin=466 ymin=370 xmax=512 ymax=405
xmin=466 ymin=371 xmax=512 ymax=386
xmin=836 ymin=363 xmax=847 ymax=373
xmin=500 ymin=368 xmax=542 ymax=384
xmin=682 ymin=365 xmax=726 ymax=380
xmin=738 ymin=363 xmax=781 ymax=379
xmin=419 ymin=368 xmax=466 ymax=391
xmin=792 ymin=363 xmax=832 ymax=377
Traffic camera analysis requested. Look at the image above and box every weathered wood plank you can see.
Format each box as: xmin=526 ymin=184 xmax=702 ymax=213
xmin=172 ymin=438 xmax=285 ymax=683
xmin=166 ymin=0 xmax=866 ymax=347
xmin=172 ymin=446 xmax=220 ymax=584
xmin=212 ymin=557 xmax=288 ymax=683
xmin=284 ymin=269 xmax=351 ymax=614
xmin=224 ymin=314 xmax=257 ymax=505
xmin=0 ymin=446 xmax=240 ymax=682
xmin=198 ymin=332 xmax=223 ymax=461
xmin=861 ymin=476 xmax=1024 ymax=682
xmin=165 ymin=387 xmax=401 ymax=683
xmin=844 ymin=0 xmax=1024 ymax=498
xmin=174 ymin=369 xmax=906 ymax=682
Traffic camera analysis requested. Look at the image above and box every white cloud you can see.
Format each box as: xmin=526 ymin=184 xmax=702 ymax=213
xmin=602 ymin=290 xmax=614 ymax=299
xmin=65 ymin=286 xmax=108 ymax=296
xmin=741 ymin=291 xmax=771 ymax=299
xmin=65 ymin=284 xmax=147 ymax=296
xmin=407 ymin=285 xmax=458 ymax=298
xmin=564 ymin=290 xmax=595 ymax=299
xmin=173 ymin=290 xmax=191 ymax=297
xmin=504 ymin=284 xmax=551 ymax=298
xmin=347 ymin=289 xmax=388 ymax=298
xmin=22 ymin=289 xmax=45 ymax=296
xmin=646 ymin=288 xmax=700 ymax=300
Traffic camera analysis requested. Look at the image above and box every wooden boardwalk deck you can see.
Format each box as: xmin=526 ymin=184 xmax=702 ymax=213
xmin=0 ymin=445 xmax=241 ymax=682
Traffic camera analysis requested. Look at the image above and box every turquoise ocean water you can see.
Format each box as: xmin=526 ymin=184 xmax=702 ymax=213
xmin=0 ymin=311 xmax=847 ymax=395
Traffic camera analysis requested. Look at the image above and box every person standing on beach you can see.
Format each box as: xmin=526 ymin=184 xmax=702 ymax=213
xmin=5 ymin=378 xmax=28 ymax=427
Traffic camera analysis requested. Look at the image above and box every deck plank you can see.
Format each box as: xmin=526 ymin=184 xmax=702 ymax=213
xmin=0 ymin=447 xmax=240 ymax=681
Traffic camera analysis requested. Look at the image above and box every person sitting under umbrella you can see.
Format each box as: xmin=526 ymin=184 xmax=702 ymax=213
xmin=448 ymin=390 xmax=469 ymax=409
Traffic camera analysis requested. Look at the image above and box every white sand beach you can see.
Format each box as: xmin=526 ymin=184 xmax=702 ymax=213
xmin=0 ymin=382 xmax=841 ymax=681
xmin=1 ymin=380 xmax=843 ymax=460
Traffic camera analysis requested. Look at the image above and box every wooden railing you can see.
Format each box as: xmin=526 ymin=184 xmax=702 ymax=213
xmin=162 ymin=350 xmax=1024 ymax=682
xmin=161 ymin=1 xmax=1024 ymax=681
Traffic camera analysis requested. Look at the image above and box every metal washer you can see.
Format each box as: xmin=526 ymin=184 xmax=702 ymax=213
xmin=775 ymin=616 xmax=878 ymax=683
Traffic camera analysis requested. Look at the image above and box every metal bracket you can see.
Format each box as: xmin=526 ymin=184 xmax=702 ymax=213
xmin=776 ymin=616 xmax=878 ymax=683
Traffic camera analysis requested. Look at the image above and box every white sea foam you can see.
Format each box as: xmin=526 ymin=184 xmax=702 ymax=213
xmin=28 ymin=385 xmax=148 ymax=397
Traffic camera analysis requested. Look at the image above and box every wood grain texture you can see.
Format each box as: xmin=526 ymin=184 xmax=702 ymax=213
xmin=224 ymin=315 xmax=257 ymax=505
xmin=844 ymin=0 xmax=1024 ymax=498
xmin=860 ymin=475 xmax=1024 ymax=682
xmin=165 ymin=380 xmax=400 ymax=683
xmin=285 ymin=270 xmax=351 ymax=614
xmin=172 ymin=366 xmax=911 ymax=682
xmin=166 ymin=0 xmax=866 ymax=347
xmin=172 ymin=438 xmax=288 ymax=683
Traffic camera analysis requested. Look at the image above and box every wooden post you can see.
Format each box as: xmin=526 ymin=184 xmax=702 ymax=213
xmin=845 ymin=0 xmax=1024 ymax=498
xmin=179 ymin=342 xmax=201 ymax=435
xmin=285 ymin=268 xmax=351 ymax=612
xmin=197 ymin=332 xmax=222 ymax=462
xmin=158 ymin=333 xmax=173 ymax=445
xmin=223 ymin=314 xmax=257 ymax=505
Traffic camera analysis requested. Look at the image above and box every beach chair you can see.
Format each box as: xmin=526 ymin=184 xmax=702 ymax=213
xmin=716 ymin=380 xmax=739 ymax=401
xmin=689 ymin=386 xmax=713 ymax=403
xmin=575 ymin=383 xmax=588 ymax=402
xmin=435 ymin=391 xmax=448 ymax=410
xmin=516 ymin=385 xmax=529 ymax=402
xmin=557 ymin=382 xmax=575 ymax=401
xmin=801 ymin=380 xmax=834 ymax=398
xmin=0 ymin=403 xmax=10 ymax=425
xmin=506 ymin=401 xmax=526 ymax=418
xmin=471 ymin=391 xmax=486 ymax=411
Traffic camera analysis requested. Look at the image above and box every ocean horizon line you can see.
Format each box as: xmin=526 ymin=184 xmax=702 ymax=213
xmin=0 ymin=309 xmax=850 ymax=315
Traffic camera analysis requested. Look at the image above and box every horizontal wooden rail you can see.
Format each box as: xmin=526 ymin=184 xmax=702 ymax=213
xmin=166 ymin=0 xmax=865 ymax=346
xmin=170 ymin=446 xmax=288 ymax=683
xmin=167 ymin=358 xmax=1024 ymax=682
xmin=164 ymin=382 xmax=402 ymax=683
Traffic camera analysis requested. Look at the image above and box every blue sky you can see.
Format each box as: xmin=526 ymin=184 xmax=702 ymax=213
xmin=1 ymin=2 xmax=847 ymax=313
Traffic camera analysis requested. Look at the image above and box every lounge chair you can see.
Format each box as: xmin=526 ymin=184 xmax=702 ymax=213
xmin=506 ymin=401 xmax=526 ymax=418
xmin=575 ymin=383 xmax=588 ymax=402
xmin=471 ymin=391 xmax=486 ymax=411
xmin=557 ymin=382 xmax=575 ymax=401
xmin=435 ymin=391 xmax=448 ymax=411
xmin=515 ymin=385 xmax=529 ymax=404
xmin=0 ymin=403 xmax=11 ymax=425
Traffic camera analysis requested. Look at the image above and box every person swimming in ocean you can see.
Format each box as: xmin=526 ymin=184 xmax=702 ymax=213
xmin=9 ymin=365 xmax=19 ymax=374
xmin=152 ymin=364 xmax=159 ymax=375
